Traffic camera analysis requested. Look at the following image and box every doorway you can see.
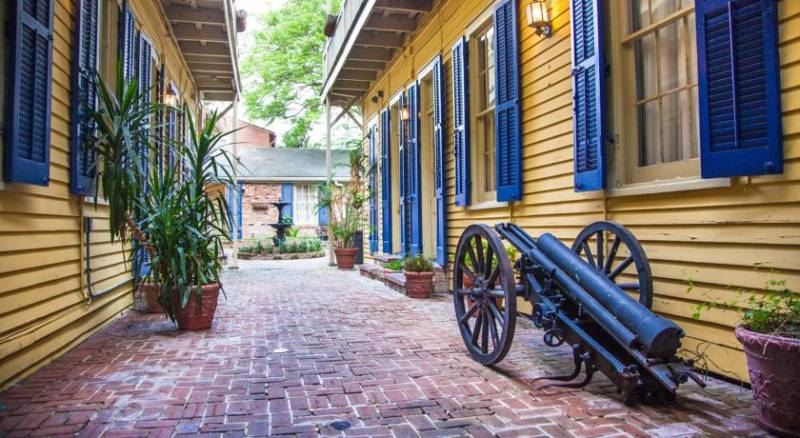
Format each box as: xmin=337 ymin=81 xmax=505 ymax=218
xmin=419 ymin=74 xmax=436 ymax=260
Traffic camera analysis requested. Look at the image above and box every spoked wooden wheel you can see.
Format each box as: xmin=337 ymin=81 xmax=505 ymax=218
xmin=453 ymin=224 xmax=516 ymax=365
xmin=571 ymin=221 xmax=654 ymax=308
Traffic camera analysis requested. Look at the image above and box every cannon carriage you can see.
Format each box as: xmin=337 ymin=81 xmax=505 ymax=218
xmin=452 ymin=221 xmax=705 ymax=405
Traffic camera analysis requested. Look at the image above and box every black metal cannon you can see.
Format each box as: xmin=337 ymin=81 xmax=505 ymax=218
xmin=452 ymin=221 xmax=705 ymax=405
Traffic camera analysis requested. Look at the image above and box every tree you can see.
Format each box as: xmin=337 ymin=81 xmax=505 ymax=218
xmin=242 ymin=0 xmax=335 ymax=149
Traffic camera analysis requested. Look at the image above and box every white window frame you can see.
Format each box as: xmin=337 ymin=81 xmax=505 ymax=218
xmin=293 ymin=184 xmax=319 ymax=226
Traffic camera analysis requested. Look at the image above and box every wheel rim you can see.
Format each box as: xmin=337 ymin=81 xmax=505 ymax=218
xmin=570 ymin=221 xmax=654 ymax=308
xmin=453 ymin=224 xmax=516 ymax=365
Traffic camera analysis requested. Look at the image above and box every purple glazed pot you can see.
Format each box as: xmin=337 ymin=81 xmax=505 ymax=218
xmin=735 ymin=326 xmax=800 ymax=437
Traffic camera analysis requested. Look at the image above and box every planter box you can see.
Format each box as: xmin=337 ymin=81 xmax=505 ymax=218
xmin=238 ymin=251 xmax=324 ymax=261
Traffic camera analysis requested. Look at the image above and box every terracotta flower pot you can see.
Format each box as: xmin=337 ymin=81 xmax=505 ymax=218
xmin=735 ymin=326 xmax=800 ymax=437
xmin=138 ymin=282 xmax=161 ymax=314
xmin=405 ymin=271 xmax=434 ymax=299
xmin=334 ymin=247 xmax=358 ymax=270
xmin=462 ymin=273 xmax=474 ymax=289
xmin=175 ymin=283 xmax=221 ymax=331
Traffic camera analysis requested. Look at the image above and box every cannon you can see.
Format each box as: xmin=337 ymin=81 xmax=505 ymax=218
xmin=452 ymin=221 xmax=705 ymax=405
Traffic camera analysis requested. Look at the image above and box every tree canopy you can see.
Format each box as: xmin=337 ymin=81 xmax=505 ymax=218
xmin=241 ymin=0 xmax=337 ymax=149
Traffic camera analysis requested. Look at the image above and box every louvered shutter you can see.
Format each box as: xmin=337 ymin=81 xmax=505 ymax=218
xmin=398 ymin=92 xmax=408 ymax=256
xmin=4 ymin=0 xmax=54 ymax=186
xmin=696 ymin=0 xmax=782 ymax=178
xmin=70 ymin=0 xmax=99 ymax=195
xmin=138 ymin=35 xmax=152 ymax=186
xmin=119 ymin=2 xmax=136 ymax=82
xmin=318 ymin=186 xmax=329 ymax=226
xmin=452 ymin=37 xmax=471 ymax=206
xmin=570 ymin=0 xmax=605 ymax=191
xmin=228 ymin=184 xmax=242 ymax=240
xmin=155 ymin=66 xmax=165 ymax=176
xmin=407 ymin=83 xmax=422 ymax=256
xmin=380 ymin=109 xmax=392 ymax=254
xmin=368 ymin=125 xmax=378 ymax=253
xmin=494 ymin=0 xmax=522 ymax=202
xmin=281 ymin=183 xmax=294 ymax=221
xmin=432 ymin=57 xmax=447 ymax=265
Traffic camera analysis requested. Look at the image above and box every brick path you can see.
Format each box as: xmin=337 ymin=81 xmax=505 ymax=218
xmin=0 ymin=258 xmax=767 ymax=437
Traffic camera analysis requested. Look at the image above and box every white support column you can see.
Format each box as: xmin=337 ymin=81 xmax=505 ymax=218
xmin=229 ymin=96 xmax=240 ymax=270
xmin=326 ymin=97 xmax=336 ymax=267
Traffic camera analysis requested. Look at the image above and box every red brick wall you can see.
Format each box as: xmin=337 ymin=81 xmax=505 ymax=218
xmin=241 ymin=183 xmax=282 ymax=238
xmin=237 ymin=123 xmax=275 ymax=149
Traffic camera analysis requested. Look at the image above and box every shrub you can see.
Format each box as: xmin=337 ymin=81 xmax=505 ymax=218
xmin=383 ymin=260 xmax=403 ymax=271
xmin=403 ymin=254 xmax=433 ymax=272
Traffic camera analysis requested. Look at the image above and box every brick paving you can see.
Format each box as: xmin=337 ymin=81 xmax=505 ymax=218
xmin=0 ymin=258 xmax=767 ymax=437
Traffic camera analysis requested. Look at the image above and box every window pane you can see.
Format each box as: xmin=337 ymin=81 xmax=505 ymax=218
xmin=637 ymin=100 xmax=659 ymax=166
xmin=481 ymin=115 xmax=496 ymax=192
xmin=634 ymin=33 xmax=657 ymax=100
xmin=657 ymin=21 xmax=687 ymax=92
xmin=651 ymin=0 xmax=678 ymax=22
xmin=629 ymin=0 xmax=649 ymax=32
xmin=485 ymin=27 xmax=495 ymax=108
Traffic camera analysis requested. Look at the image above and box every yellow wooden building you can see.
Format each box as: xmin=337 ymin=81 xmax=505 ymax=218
xmin=0 ymin=0 xmax=241 ymax=389
xmin=322 ymin=0 xmax=800 ymax=380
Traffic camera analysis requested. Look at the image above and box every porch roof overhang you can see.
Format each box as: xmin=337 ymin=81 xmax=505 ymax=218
xmin=162 ymin=0 xmax=244 ymax=102
xmin=321 ymin=0 xmax=432 ymax=108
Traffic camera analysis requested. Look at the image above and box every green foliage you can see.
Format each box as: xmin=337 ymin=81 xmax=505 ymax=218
xmin=383 ymin=260 xmax=403 ymax=271
xmin=287 ymin=227 xmax=300 ymax=238
xmin=280 ymin=215 xmax=293 ymax=224
xmin=688 ymin=273 xmax=800 ymax=339
xmin=138 ymin=109 xmax=235 ymax=321
xmin=241 ymin=0 xmax=339 ymax=148
xmin=89 ymin=60 xmax=159 ymax=242
xmin=317 ymin=148 xmax=374 ymax=248
xmin=403 ymin=254 xmax=434 ymax=273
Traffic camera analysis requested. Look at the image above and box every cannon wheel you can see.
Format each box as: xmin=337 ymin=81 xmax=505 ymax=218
xmin=453 ymin=224 xmax=517 ymax=366
xmin=571 ymin=221 xmax=654 ymax=308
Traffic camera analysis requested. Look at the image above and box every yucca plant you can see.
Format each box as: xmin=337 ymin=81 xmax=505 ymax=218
xmin=89 ymin=60 xmax=161 ymax=243
xmin=136 ymin=108 xmax=235 ymax=321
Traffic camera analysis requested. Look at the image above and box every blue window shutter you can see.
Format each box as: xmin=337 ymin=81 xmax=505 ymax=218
xmin=570 ymin=0 xmax=606 ymax=192
xmin=119 ymin=2 xmax=136 ymax=82
xmin=696 ymin=0 xmax=782 ymax=178
xmin=452 ymin=37 xmax=471 ymax=205
xmin=70 ymin=0 xmax=99 ymax=195
xmin=138 ymin=35 xmax=152 ymax=187
xmin=432 ymin=57 xmax=447 ymax=266
xmin=369 ymin=125 xmax=378 ymax=253
xmin=318 ymin=186 xmax=329 ymax=226
xmin=237 ymin=185 xmax=243 ymax=239
xmin=227 ymin=184 xmax=243 ymax=240
xmin=398 ymin=92 xmax=408 ymax=257
xmin=4 ymin=0 xmax=54 ymax=186
xmin=494 ymin=0 xmax=522 ymax=202
xmin=380 ymin=109 xmax=392 ymax=254
xmin=281 ymin=183 xmax=293 ymax=221
xmin=407 ymin=82 xmax=422 ymax=256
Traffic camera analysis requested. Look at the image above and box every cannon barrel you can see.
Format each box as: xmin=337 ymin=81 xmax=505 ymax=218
xmin=537 ymin=233 xmax=683 ymax=357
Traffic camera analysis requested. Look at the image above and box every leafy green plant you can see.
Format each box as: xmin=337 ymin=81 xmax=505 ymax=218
xmin=137 ymin=108 xmax=235 ymax=321
xmin=317 ymin=148 xmax=374 ymax=249
xmin=280 ymin=215 xmax=293 ymax=224
xmin=89 ymin=61 xmax=160 ymax=243
xmin=287 ymin=226 xmax=300 ymax=238
xmin=383 ymin=260 xmax=403 ymax=271
xmin=688 ymin=274 xmax=800 ymax=339
xmin=403 ymin=254 xmax=433 ymax=273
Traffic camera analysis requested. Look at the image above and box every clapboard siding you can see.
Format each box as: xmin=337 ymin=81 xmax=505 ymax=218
xmin=361 ymin=0 xmax=800 ymax=381
xmin=0 ymin=0 xmax=201 ymax=389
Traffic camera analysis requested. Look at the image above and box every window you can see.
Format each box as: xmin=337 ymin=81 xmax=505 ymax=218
xmin=610 ymin=0 xmax=699 ymax=186
xmin=470 ymin=21 xmax=496 ymax=203
xmin=293 ymin=184 xmax=318 ymax=225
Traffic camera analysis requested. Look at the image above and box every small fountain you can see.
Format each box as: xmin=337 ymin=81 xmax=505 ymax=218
xmin=269 ymin=198 xmax=293 ymax=244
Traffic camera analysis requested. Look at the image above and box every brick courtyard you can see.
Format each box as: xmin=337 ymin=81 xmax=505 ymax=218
xmin=0 ymin=258 xmax=766 ymax=437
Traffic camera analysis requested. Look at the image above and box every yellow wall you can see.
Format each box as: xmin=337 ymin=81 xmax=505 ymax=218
xmin=0 ymin=0 xmax=201 ymax=389
xmin=361 ymin=0 xmax=800 ymax=381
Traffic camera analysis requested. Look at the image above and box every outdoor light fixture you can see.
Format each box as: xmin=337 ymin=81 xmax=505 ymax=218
xmin=165 ymin=88 xmax=178 ymax=107
xmin=526 ymin=0 xmax=552 ymax=37
xmin=400 ymin=105 xmax=410 ymax=122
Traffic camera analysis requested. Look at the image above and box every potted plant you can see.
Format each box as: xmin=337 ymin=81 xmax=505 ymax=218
xmin=317 ymin=148 xmax=374 ymax=270
xmin=690 ymin=277 xmax=799 ymax=436
xmin=404 ymin=254 xmax=434 ymax=298
xmin=137 ymin=109 xmax=234 ymax=330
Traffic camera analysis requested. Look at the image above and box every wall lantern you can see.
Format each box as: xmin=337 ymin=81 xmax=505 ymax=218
xmin=526 ymin=0 xmax=552 ymax=37
xmin=165 ymin=88 xmax=178 ymax=107
xmin=400 ymin=105 xmax=410 ymax=122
